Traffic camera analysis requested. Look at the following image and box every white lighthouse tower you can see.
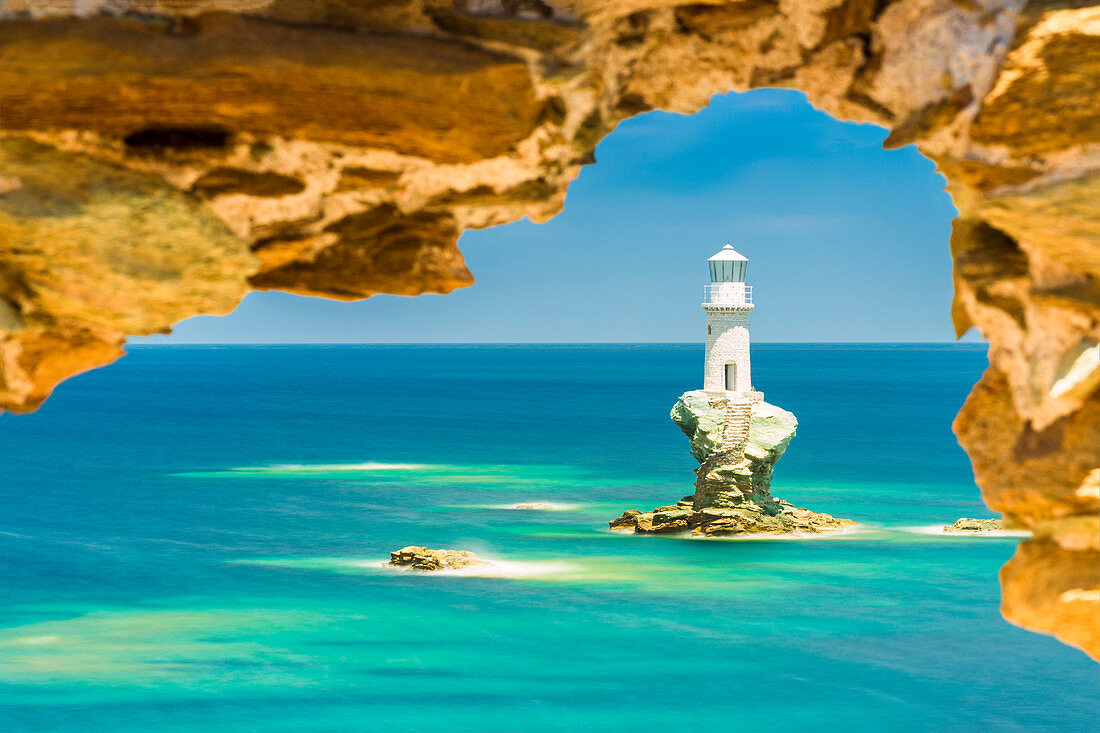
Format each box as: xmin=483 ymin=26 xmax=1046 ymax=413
xmin=702 ymin=244 xmax=757 ymax=397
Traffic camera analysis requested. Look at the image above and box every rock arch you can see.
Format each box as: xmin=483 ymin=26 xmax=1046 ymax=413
xmin=0 ymin=0 xmax=1096 ymax=657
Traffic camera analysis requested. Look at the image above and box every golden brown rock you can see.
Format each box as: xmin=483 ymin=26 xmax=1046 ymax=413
xmin=1 ymin=14 xmax=544 ymax=164
xmin=955 ymin=369 xmax=1100 ymax=532
xmin=0 ymin=137 xmax=253 ymax=411
xmin=0 ymin=0 xmax=1098 ymax=658
xmin=251 ymin=207 xmax=472 ymax=299
xmin=387 ymin=545 xmax=493 ymax=571
xmin=1001 ymin=538 xmax=1100 ymax=658
xmin=943 ymin=517 xmax=1004 ymax=533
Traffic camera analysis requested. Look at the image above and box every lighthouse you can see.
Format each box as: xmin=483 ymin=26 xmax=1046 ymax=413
xmin=703 ymin=244 xmax=756 ymax=396
xmin=606 ymin=246 xmax=845 ymax=534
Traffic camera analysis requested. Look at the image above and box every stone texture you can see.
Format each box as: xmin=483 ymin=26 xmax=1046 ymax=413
xmin=0 ymin=136 xmax=252 ymax=411
xmin=704 ymin=309 xmax=751 ymax=392
xmin=610 ymin=500 xmax=855 ymax=536
xmin=610 ymin=393 xmax=856 ymax=536
xmin=387 ymin=546 xmax=493 ymax=571
xmin=668 ymin=390 xmax=726 ymax=462
xmin=954 ymin=369 xmax=1098 ymax=543
xmin=687 ymin=397 xmax=800 ymax=510
xmin=944 ymin=517 xmax=1004 ymax=533
xmin=1 ymin=14 xmax=544 ymax=164
xmin=1000 ymin=538 xmax=1100 ymax=658
xmin=1 ymin=0 xmax=1097 ymax=658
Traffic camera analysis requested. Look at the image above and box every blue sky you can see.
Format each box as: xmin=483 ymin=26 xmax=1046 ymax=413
xmin=140 ymin=89 xmax=964 ymax=344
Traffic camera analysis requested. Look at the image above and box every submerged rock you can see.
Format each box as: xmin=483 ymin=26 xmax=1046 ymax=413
xmin=611 ymin=392 xmax=855 ymax=537
xmin=388 ymin=546 xmax=492 ymax=571
xmin=944 ymin=517 xmax=1004 ymax=533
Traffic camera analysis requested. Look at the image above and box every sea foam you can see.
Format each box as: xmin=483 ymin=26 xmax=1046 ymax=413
xmin=899 ymin=524 xmax=1031 ymax=538
xmin=230 ymin=462 xmax=430 ymax=473
xmin=369 ymin=558 xmax=576 ymax=579
xmin=494 ymin=502 xmax=581 ymax=511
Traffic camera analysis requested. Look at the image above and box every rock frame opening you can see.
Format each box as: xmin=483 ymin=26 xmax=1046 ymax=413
xmin=0 ymin=0 xmax=1096 ymax=658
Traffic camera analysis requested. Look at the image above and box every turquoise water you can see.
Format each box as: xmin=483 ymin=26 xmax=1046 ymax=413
xmin=1 ymin=344 xmax=1096 ymax=731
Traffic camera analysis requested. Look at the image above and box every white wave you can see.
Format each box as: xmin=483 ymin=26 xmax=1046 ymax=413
xmin=367 ymin=558 xmax=576 ymax=579
xmin=899 ymin=524 xmax=1031 ymax=538
xmin=231 ymin=462 xmax=429 ymax=473
xmin=493 ymin=502 xmax=581 ymax=511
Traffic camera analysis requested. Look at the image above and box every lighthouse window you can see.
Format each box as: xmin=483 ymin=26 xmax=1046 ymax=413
xmin=707 ymin=325 xmax=711 ymax=334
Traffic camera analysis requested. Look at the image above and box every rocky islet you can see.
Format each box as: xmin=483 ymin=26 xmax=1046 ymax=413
xmin=610 ymin=391 xmax=856 ymax=537
xmin=388 ymin=546 xmax=493 ymax=572
xmin=944 ymin=517 xmax=1005 ymax=533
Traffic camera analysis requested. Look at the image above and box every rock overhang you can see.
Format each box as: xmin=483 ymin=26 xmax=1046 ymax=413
xmin=0 ymin=0 xmax=1096 ymax=659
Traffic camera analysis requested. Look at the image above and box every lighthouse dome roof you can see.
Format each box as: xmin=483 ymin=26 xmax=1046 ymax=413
xmin=708 ymin=244 xmax=748 ymax=261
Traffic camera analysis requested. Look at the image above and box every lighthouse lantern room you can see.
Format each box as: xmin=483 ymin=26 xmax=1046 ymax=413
xmin=703 ymin=244 xmax=756 ymax=396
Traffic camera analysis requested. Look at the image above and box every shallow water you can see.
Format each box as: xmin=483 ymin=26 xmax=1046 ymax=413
xmin=1 ymin=345 xmax=1096 ymax=731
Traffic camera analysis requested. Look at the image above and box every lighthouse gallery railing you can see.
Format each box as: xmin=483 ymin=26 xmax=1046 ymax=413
xmin=703 ymin=284 xmax=752 ymax=305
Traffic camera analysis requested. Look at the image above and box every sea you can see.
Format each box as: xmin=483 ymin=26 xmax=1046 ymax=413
xmin=1 ymin=344 xmax=1096 ymax=732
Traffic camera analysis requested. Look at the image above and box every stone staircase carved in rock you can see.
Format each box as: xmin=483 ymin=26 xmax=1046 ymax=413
xmin=721 ymin=399 xmax=753 ymax=462
xmin=693 ymin=397 xmax=756 ymax=502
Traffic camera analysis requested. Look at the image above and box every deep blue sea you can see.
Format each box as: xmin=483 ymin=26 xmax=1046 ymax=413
xmin=1 ymin=344 xmax=1096 ymax=731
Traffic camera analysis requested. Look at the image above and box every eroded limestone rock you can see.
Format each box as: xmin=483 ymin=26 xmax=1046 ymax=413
xmin=944 ymin=517 xmax=1004 ymax=533
xmin=610 ymin=393 xmax=856 ymax=536
xmin=387 ymin=546 xmax=493 ymax=571
xmin=1000 ymin=538 xmax=1100 ymax=658
xmin=1 ymin=0 xmax=1097 ymax=658
xmin=0 ymin=136 xmax=252 ymax=411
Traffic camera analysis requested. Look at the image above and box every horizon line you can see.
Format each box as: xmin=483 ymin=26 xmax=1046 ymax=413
xmin=127 ymin=340 xmax=985 ymax=346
